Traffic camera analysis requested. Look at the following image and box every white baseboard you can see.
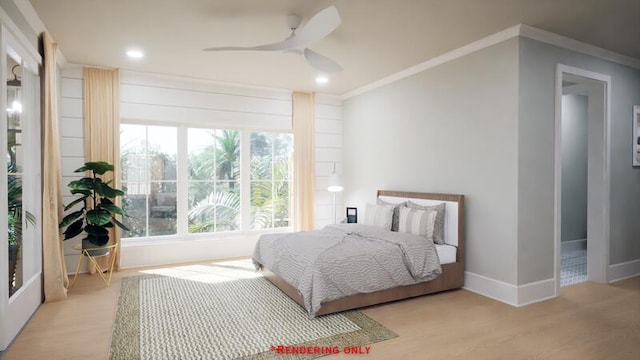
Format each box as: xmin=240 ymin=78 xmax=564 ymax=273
xmin=120 ymin=236 xmax=258 ymax=269
xmin=561 ymin=238 xmax=587 ymax=253
xmin=464 ymin=272 xmax=518 ymax=306
xmin=516 ymin=278 xmax=556 ymax=306
xmin=463 ymin=272 xmax=556 ymax=307
xmin=64 ymin=235 xmax=261 ymax=273
xmin=608 ymin=259 xmax=640 ymax=283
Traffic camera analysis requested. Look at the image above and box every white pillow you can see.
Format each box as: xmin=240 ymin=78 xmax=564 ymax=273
xmin=363 ymin=203 xmax=394 ymax=230
xmin=398 ymin=206 xmax=437 ymax=241
xmin=377 ymin=198 xmax=407 ymax=231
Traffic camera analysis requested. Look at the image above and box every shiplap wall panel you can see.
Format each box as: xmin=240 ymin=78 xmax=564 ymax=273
xmin=59 ymin=137 xmax=84 ymax=157
xmin=315 ymin=93 xmax=342 ymax=106
xmin=59 ymin=117 xmax=83 ymax=138
xmin=60 ymin=77 xmax=82 ymax=98
xmin=59 ymin=66 xmax=85 ymax=272
xmin=315 ymin=148 xmax=342 ymax=163
xmin=120 ymin=71 xmax=343 ymax=229
xmin=315 ymin=133 xmax=342 ymax=149
xmin=315 ymin=103 xmax=342 ymax=120
xmin=58 ymin=67 xmax=343 ymax=268
xmin=60 ymin=98 xmax=82 ymax=118
xmin=61 ymin=66 xmax=83 ymax=79
xmin=120 ymin=72 xmax=294 ymax=131
xmin=61 ymin=156 xmax=85 ymax=176
xmin=315 ymin=118 xmax=342 ymax=134
xmin=120 ymin=84 xmax=292 ymax=116
xmin=120 ymin=102 xmax=292 ymax=130
xmin=120 ymin=70 xmax=292 ymax=101
xmin=314 ymin=95 xmax=343 ymax=227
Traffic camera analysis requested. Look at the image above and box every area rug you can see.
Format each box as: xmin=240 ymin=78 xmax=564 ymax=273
xmin=110 ymin=264 xmax=397 ymax=360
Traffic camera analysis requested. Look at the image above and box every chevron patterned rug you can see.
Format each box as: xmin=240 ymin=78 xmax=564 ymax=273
xmin=109 ymin=261 xmax=397 ymax=359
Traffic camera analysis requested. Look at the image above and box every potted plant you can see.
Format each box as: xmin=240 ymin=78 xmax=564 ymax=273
xmin=59 ymin=161 xmax=129 ymax=256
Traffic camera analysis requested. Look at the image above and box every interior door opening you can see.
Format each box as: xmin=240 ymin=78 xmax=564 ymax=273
xmin=560 ymin=77 xmax=589 ymax=287
xmin=555 ymin=66 xmax=610 ymax=294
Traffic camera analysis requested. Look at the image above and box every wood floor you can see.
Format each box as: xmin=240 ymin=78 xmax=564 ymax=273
xmin=2 ymin=259 xmax=639 ymax=360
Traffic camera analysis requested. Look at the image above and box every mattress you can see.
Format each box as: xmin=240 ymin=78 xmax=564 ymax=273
xmin=436 ymin=244 xmax=457 ymax=264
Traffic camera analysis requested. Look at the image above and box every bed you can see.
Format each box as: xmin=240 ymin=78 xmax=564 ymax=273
xmin=253 ymin=190 xmax=465 ymax=317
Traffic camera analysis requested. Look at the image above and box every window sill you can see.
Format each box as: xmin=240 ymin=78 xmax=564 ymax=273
xmin=121 ymin=227 xmax=294 ymax=247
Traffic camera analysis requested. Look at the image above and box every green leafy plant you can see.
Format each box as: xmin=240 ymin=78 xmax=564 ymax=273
xmin=59 ymin=161 xmax=129 ymax=246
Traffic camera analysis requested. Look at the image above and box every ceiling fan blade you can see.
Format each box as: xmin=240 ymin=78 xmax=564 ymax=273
xmin=204 ymin=41 xmax=291 ymax=52
xmin=288 ymin=5 xmax=341 ymax=49
xmin=304 ymin=48 xmax=342 ymax=72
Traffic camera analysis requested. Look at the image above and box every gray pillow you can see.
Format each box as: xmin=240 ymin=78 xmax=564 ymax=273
xmin=377 ymin=199 xmax=407 ymax=232
xmin=406 ymin=201 xmax=446 ymax=244
xmin=363 ymin=203 xmax=395 ymax=230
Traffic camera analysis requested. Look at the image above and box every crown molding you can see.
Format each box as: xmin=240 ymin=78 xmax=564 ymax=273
xmin=519 ymin=24 xmax=640 ymax=70
xmin=342 ymin=24 xmax=640 ymax=100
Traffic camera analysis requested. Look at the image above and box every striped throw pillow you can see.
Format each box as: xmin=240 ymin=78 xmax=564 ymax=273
xmin=363 ymin=203 xmax=394 ymax=230
xmin=407 ymin=201 xmax=446 ymax=244
xmin=398 ymin=206 xmax=438 ymax=241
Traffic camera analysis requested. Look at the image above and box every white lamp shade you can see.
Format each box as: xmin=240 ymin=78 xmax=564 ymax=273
xmin=327 ymin=173 xmax=343 ymax=192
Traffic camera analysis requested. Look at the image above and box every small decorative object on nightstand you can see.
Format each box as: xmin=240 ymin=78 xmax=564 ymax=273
xmin=346 ymin=207 xmax=358 ymax=223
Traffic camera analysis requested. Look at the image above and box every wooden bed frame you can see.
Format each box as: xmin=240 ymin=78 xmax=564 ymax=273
xmin=261 ymin=190 xmax=466 ymax=316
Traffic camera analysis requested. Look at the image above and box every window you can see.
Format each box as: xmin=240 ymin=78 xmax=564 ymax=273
xmin=120 ymin=124 xmax=178 ymax=238
xmin=250 ymin=132 xmax=293 ymax=229
xmin=188 ymin=128 xmax=240 ymax=233
xmin=120 ymin=124 xmax=293 ymax=239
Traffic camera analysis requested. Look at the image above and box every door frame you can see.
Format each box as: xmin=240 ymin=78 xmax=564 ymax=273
xmin=554 ymin=64 xmax=611 ymax=296
xmin=0 ymin=23 xmax=42 ymax=351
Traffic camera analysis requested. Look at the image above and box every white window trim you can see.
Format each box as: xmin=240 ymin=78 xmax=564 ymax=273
xmin=120 ymin=119 xmax=294 ymax=243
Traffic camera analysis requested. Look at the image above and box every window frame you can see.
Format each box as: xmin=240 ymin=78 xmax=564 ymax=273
xmin=120 ymin=119 xmax=294 ymax=243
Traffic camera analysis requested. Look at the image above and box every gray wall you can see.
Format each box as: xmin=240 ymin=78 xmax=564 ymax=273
xmin=344 ymin=35 xmax=640 ymax=287
xmin=343 ymin=38 xmax=520 ymax=284
xmin=561 ymin=94 xmax=588 ymax=242
xmin=518 ymin=37 xmax=640 ymax=284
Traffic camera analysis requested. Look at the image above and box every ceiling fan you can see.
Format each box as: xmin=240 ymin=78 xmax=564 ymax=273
xmin=204 ymin=6 xmax=342 ymax=73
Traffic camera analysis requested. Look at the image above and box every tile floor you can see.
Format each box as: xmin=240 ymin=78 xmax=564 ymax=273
xmin=560 ymin=248 xmax=587 ymax=287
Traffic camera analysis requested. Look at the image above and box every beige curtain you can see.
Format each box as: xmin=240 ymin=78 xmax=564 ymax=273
xmin=292 ymin=92 xmax=315 ymax=231
xmin=83 ymin=67 xmax=121 ymax=272
xmin=42 ymin=32 xmax=68 ymax=302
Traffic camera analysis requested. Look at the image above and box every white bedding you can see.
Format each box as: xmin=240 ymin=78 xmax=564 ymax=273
xmin=436 ymin=244 xmax=457 ymax=264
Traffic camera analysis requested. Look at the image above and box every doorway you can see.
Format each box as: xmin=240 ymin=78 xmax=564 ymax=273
xmin=554 ymin=65 xmax=610 ymax=294
xmin=560 ymin=77 xmax=588 ymax=286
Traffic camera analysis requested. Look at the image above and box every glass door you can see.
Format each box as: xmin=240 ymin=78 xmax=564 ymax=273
xmin=7 ymin=58 xmax=24 ymax=297
xmin=0 ymin=27 xmax=42 ymax=351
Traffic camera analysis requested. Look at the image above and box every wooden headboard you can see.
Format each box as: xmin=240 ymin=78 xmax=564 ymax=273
xmin=377 ymin=190 xmax=466 ymax=265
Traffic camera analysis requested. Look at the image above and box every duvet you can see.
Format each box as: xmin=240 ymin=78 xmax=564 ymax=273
xmin=252 ymin=224 xmax=442 ymax=317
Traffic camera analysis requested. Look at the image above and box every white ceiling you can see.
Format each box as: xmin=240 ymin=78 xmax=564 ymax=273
xmin=28 ymin=0 xmax=640 ymax=95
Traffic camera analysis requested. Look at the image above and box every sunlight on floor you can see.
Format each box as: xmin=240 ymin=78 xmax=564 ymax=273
xmin=140 ymin=259 xmax=261 ymax=284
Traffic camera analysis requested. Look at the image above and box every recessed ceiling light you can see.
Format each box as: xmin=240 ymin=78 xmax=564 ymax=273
xmin=126 ymin=49 xmax=144 ymax=59
xmin=315 ymin=75 xmax=329 ymax=84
